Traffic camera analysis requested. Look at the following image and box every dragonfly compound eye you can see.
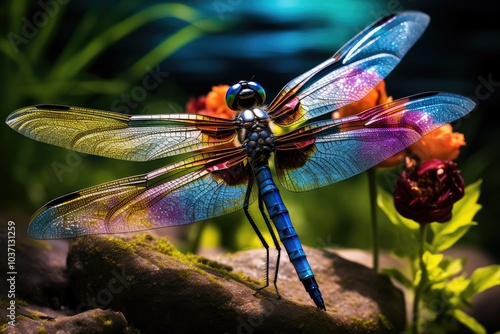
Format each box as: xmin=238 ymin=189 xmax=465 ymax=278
xmin=225 ymin=81 xmax=266 ymax=111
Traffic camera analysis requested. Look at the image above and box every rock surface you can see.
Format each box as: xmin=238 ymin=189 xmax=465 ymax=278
xmin=4 ymin=231 xmax=499 ymax=333
xmin=0 ymin=306 xmax=131 ymax=334
xmin=0 ymin=232 xmax=137 ymax=333
xmin=0 ymin=235 xmax=70 ymax=309
xmin=64 ymin=233 xmax=406 ymax=333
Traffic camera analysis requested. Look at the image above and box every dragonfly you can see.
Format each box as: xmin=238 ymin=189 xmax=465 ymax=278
xmin=6 ymin=11 xmax=475 ymax=310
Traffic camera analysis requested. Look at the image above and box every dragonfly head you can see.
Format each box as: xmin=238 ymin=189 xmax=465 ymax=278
xmin=226 ymin=81 xmax=266 ymax=111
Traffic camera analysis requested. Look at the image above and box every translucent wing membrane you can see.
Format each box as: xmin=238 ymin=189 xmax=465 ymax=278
xmin=275 ymin=93 xmax=475 ymax=192
xmin=27 ymin=148 xmax=253 ymax=239
xmin=267 ymin=11 xmax=430 ymax=127
xmin=5 ymin=9 xmax=477 ymax=311
xmin=6 ymin=104 xmax=238 ymax=161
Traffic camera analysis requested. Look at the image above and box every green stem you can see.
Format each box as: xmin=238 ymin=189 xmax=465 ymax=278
xmin=367 ymin=168 xmax=379 ymax=272
xmin=411 ymin=224 xmax=427 ymax=334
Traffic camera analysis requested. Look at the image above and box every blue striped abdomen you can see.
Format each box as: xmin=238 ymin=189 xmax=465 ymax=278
xmin=254 ymin=165 xmax=325 ymax=309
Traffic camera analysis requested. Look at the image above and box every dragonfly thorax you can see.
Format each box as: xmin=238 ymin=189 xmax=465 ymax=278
xmin=236 ymin=108 xmax=276 ymax=165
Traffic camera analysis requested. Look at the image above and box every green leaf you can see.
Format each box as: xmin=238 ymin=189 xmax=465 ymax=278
xmin=49 ymin=3 xmax=204 ymax=80
xmin=377 ymin=187 xmax=420 ymax=258
xmin=28 ymin=0 xmax=67 ymax=60
xmin=431 ymin=224 xmax=476 ymax=253
xmin=376 ymin=187 xmax=400 ymax=225
xmin=378 ymin=187 xmax=420 ymax=231
xmin=129 ymin=18 xmax=224 ymax=81
xmin=439 ymin=257 xmax=465 ymax=281
xmin=7 ymin=0 xmax=28 ymax=33
xmin=381 ymin=268 xmax=412 ymax=289
xmin=452 ymin=309 xmax=486 ymax=334
xmin=419 ymin=252 xmax=465 ymax=286
xmin=451 ymin=179 xmax=483 ymax=216
xmin=444 ymin=275 xmax=470 ymax=307
xmin=468 ymin=265 xmax=500 ymax=296
xmin=423 ymin=251 xmax=443 ymax=272
xmin=56 ymin=10 xmax=100 ymax=64
xmin=430 ymin=180 xmax=482 ymax=252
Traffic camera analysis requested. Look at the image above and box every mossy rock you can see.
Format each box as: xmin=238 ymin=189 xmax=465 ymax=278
xmin=0 ymin=306 xmax=132 ymax=334
xmin=66 ymin=233 xmax=406 ymax=333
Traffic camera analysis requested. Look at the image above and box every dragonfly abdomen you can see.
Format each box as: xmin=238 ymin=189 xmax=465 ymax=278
xmin=254 ymin=165 xmax=325 ymax=310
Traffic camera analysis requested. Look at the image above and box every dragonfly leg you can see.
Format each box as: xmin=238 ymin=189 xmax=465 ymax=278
xmin=243 ymin=171 xmax=271 ymax=295
xmin=257 ymin=190 xmax=282 ymax=300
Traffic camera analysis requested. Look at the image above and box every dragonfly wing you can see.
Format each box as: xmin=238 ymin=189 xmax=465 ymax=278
xmin=6 ymin=104 xmax=237 ymax=161
xmin=27 ymin=149 xmax=253 ymax=239
xmin=274 ymin=92 xmax=475 ymax=192
xmin=267 ymin=11 xmax=430 ymax=126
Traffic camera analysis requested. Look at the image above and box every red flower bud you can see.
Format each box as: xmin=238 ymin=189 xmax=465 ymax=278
xmin=393 ymin=159 xmax=465 ymax=224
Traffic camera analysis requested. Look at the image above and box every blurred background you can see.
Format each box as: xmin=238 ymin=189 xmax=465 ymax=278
xmin=1 ymin=0 xmax=498 ymax=263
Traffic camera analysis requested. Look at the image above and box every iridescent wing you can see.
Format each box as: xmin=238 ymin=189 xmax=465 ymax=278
xmin=274 ymin=92 xmax=475 ymax=192
xmin=6 ymin=104 xmax=238 ymax=161
xmin=26 ymin=147 xmax=254 ymax=239
xmin=267 ymin=11 xmax=429 ymax=127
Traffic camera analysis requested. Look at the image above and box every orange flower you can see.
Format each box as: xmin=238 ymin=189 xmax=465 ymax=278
xmin=409 ymin=124 xmax=466 ymax=162
xmin=186 ymin=85 xmax=235 ymax=119
xmin=186 ymin=95 xmax=206 ymax=114
xmin=378 ymin=125 xmax=466 ymax=167
xmin=331 ymin=80 xmax=466 ymax=167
